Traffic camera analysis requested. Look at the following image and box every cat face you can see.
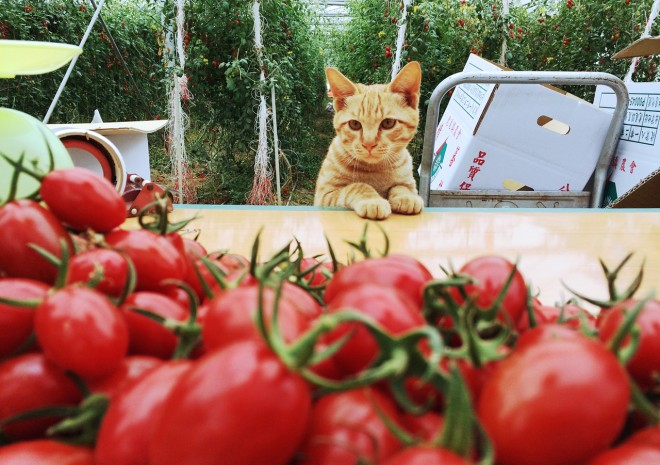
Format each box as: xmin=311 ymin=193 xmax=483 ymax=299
xmin=326 ymin=62 xmax=421 ymax=164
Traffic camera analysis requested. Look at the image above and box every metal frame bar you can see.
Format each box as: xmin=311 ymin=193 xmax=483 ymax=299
xmin=418 ymin=71 xmax=630 ymax=208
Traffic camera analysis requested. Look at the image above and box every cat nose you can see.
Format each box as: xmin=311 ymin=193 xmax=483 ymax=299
xmin=362 ymin=141 xmax=377 ymax=153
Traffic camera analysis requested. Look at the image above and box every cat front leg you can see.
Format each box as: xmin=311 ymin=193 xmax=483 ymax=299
xmin=316 ymin=182 xmax=391 ymax=220
xmin=388 ymin=185 xmax=424 ymax=215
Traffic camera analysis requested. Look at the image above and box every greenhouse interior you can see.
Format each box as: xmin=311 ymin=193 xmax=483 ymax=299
xmin=0 ymin=1 xmax=660 ymax=464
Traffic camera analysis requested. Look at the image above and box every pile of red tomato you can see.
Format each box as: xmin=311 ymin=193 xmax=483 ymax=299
xmin=1 ymin=167 xmax=659 ymax=465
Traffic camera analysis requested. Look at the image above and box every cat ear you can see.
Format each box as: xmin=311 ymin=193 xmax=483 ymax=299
xmin=326 ymin=67 xmax=358 ymax=111
xmin=389 ymin=61 xmax=421 ymax=109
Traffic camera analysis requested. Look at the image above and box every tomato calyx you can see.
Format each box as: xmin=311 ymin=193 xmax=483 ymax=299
xmin=0 ymin=373 xmax=108 ymax=446
xmin=565 ymin=253 xmax=644 ymax=309
xmin=342 ymin=222 xmax=390 ymax=260
xmin=125 ymin=281 xmax=201 ymax=360
xmin=136 ymin=190 xmax=193 ymax=235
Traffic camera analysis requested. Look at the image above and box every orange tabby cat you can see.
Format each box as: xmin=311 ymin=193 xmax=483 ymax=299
xmin=314 ymin=61 xmax=424 ymax=220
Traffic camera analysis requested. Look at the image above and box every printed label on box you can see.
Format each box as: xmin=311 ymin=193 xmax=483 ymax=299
xmin=594 ymin=84 xmax=660 ymax=205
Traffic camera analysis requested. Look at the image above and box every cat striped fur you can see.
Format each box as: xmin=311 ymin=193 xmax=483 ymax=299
xmin=314 ymin=61 xmax=424 ymax=220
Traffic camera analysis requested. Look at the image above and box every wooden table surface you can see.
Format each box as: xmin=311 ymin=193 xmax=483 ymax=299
xmin=161 ymin=206 xmax=660 ymax=308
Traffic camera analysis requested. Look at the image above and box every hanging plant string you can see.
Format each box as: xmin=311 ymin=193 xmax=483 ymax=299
xmin=391 ymin=0 xmax=412 ymax=80
xmin=248 ymin=1 xmax=274 ymax=206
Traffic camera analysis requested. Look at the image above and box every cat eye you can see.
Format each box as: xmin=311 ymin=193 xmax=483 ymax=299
xmin=380 ymin=118 xmax=396 ymax=130
xmin=348 ymin=120 xmax=362 ymax=130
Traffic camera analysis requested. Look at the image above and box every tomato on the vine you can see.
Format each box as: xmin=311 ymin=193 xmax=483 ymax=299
xmin=34 ymin=287 xmax=129 ymax=380
xmin=296 ymin=388 xmax=402 ymax=464
xmin=150 ymin=340 xmax=311 ymax=465
xmin=0 ymin=199 xmax=73 ymax=284
xmin=66 ymin=248 xmax=130 ymax=298
xmin=0 ymin=353 xmax=82 ymax=440
xmin=105 ymin=229 xmax=187 ymax=292
xmin=95 ymin=361 xmax=191 ymax=465
xmin=381 ymin=446 xmax=472 ymax=465
xmin=39 ymin=167 xmax=126 ymax=233
xmin=0 ymin=440 xmax=94 ymax=465
xmin=324 ymin=256 xmax=432 ymax=308
xmin=450 ymin=255 xmax=527 ymax=323
xmin=324 ymin=283 xmax=425 ymax=376
xmin=121 ymin=291 xmax=190 ymax=359
xmin=598 ymin=298 xmax=660 ymax=390
xmin=478 ymin=334 xmax=630 ymax=465
xmin=0 ymin=278 xmax=49 ymax=358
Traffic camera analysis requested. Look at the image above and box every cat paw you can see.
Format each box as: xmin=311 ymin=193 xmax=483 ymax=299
xmin=390 ymin=194 xmax=424 ymax=215
xmin=353 ymin=198 xmax=392 ymax=220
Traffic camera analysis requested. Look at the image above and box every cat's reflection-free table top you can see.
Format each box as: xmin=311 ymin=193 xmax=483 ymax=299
xmin=151 ymin=206 xmax=660 ymax=306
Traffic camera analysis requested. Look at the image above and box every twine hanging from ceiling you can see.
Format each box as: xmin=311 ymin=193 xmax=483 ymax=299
xmin=391 ymin=0 xmax=412 ymax=80
xmin=624 ymin=0 xmax=660 ymax=82
xmin=248 ymin=0 xmax=275 ymax=205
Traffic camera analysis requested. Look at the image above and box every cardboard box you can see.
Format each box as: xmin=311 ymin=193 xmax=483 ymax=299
xmin=430 ymin=54 xmax=613 ymax=193
xmin=592 ymin=36 xmax=660 ymax=208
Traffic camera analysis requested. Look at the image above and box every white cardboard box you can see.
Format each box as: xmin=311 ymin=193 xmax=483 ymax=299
xmin=593 ymin=83 xmax=660 ymax=206
xmin=430 ymin=54 xmax=613 ymax=193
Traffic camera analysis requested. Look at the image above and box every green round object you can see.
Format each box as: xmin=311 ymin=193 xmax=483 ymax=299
xmin=0 ymin=107 xmax=73 ymax=203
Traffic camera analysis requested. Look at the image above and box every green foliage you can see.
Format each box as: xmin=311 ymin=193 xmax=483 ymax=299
xmin=0 ymin=0 xmax=165 ymax=122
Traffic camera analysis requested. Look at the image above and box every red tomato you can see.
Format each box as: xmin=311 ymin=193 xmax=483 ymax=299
xmin=182 ymin=236 xmax=207 ymax=258
xmin=625 ymin=425 xmax=660 ymax=449
xmin=299 ymin=256 xmax=334 ymax=287
xmin=201 ymin=284 xmax=311 ymax=352
xmin=598 ymin=299 xmax=660 ymax=390
xmin=0 ymin=353 xmax=82 ymax=440
xmin=105 ymin=229 xmax=187 ymax=292
xmin=34 ymin=287 xmax=129 ymax=380
xmin=121 ymin=291 xmax=190 ymax=359
xmin=95 ymin=361 xmax=191 ymax=465
xmin=150 ymin=340 xmax=311 ymax=465
xmin=381 ymin=446 xmax=472 ymax=465
xmin=297 ymin=388 xmax=402 ymax=464
xmin=66 ymin=248 xmax=130 ymax=298
xmin=450 ymin=255 xmax=527 ymax=323
xmin=0 ymin=199 xmax=73 ymax=284
xmin=515 ymin=323 xmax=585 ymax=351
xmin=399 ymin=412 xmax=445 ymax=442
xmin=89 ymin=355 xmax=163 ymax=400
xmin=0 ymin=440 xmax=94 ymax=465
xmin=585 ymin=444 xmax=660 ymax=465
xmin=324 ymin=283 xmax=425 ymax=376
xmin=517 ymin=301 xmax=595 ymax=334
xmin=478 ymin=335 xmax=630 ymax=465
xmin=324 ymin=256 xmax=433 ymax=308
xmin=0 ymin=278 xmax=49 ymax=358
xmin=39 ymin=167 xmax=126 ymax=232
